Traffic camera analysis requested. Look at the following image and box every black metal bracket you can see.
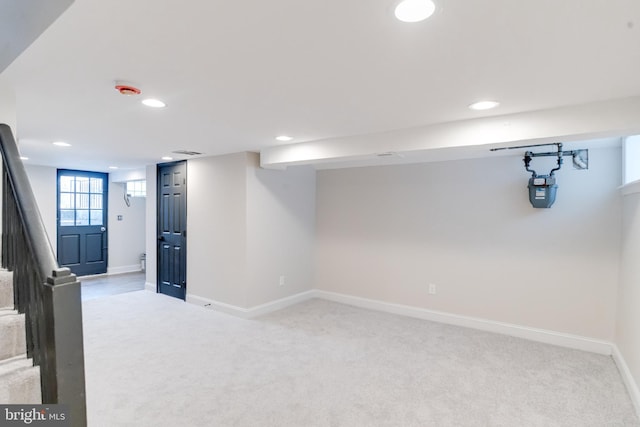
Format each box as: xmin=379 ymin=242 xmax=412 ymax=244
xmin=491 ymin=142 xmax=588 ymax=177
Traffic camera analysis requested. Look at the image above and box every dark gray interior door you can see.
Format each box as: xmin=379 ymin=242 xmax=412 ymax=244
xmin=157 ymin=161 xmax=187 ymax=300
xmin=57 ymin=170 xmax=108 ymax=276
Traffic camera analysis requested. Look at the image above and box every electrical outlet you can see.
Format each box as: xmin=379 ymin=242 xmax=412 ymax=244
xmin=279 ymin=275 xmax=286 ymax=286
xmin=428 ymin=283 xmax=437 ymax=295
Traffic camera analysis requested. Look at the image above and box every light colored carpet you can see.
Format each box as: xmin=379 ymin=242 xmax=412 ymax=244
xmin=82 ymin=291 xmax=639 ymax=427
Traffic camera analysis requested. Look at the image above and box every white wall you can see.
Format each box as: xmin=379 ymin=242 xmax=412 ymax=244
xmin=145 ymin=164 xmax=157 ymax=288
xmin=24 ymin=164 xmax=57 ymax=254
xmin=0 ymin=76 xmax=16 ymax=132
xmin=184 ymin=152 xmax=316 ymax=309
xmin=245 ymin=153 xmax=316 ymax=307
xmin=108 ymin=181 xmax=145 ymax=274
xmin=187 ymin=153 xmax=248 ymax=307
xmin=0 ymin=77 xmax=16 ymax=263
xmin=617 ymin=184 xmax=640 ymax=397
xmin=316 ymin=147 xmax=621 ymax=340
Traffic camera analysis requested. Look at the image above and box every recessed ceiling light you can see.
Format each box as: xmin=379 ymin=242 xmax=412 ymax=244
xmin=275 ymin=135 xmax=293 ymax=142
xmin=109 ymin=166 xmax=119 ymax=170
xmin=469 ymin=100 xmax=500 ymax=110
xmin=161 ymin=156 xmax=173 ymax=161
xmin=394 ymin=0 xmax=436 ymax=23
xmin=20 ymin=156 xmax=28 ymax=161
xmin=52 ymin=141 xmax=71 ymax=147
xmin=142 ymin=98 xmax=166 ymax=108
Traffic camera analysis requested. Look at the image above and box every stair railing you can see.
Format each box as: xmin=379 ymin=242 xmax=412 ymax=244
xmin=0 ymin=124 xmax=86 ymax=426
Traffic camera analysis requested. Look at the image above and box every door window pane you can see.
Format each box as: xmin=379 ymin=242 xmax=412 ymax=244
xmin=60 ymin=193 xmax=74 ymax=209
xmin=90 ymin=178 xmax=103 ymax=193
xmin=76 ymin=193 xmax=89 ymax=209
xmin=90 ymin=210 xmax=103 ymax=225
xmin=60 ymin=210 xmax=75 ymax=226
xmin=90 ymin=194 xmax=102 ymax=209
xmin=76 ymin=210 xmax=89 ymax=225
xmin=76 ymin=177 xmax=90 ymax=193
xmin=60 ymin=176 xmax=74 ymax=192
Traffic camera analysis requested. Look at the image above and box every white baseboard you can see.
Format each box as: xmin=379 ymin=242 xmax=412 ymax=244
xmin=313 ymin=290 xmax=613 ymax=355
xmin=144 ymin=282 xmax=156 ymax=292
xmin=186 ymin=290 xmax=316 ymax=319
xmin=107 ymin=265 xmax=142 ymax=275
xmin=181 ymin=287 xmax=612 ymax=355
xmin=612 ymin=345 xmax=640 ymax=418
xmin=185 ymin=294 xmax=251 ymax=317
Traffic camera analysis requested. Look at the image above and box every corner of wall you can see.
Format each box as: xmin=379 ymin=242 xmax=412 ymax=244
xmin=244 ymin=157 xmax=316 ymax=307
xmin=612 ymin=345 xmax=640 ymax=418
xmin=144 ymin=164 xmax=157 ymax=287
xmin=616 ymin=189 xmax=640 ymax=419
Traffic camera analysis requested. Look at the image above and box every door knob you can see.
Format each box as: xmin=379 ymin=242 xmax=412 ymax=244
xmin=100 ymin=227 xmax=106 ymax=232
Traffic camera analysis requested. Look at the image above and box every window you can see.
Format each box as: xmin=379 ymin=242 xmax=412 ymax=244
xmin=126 ymin=180 xmax=146 ymax=197
xmin=623 ymin=135 xmax=640 ymax=185
xmin=59 ymin=174 xmax=105 ymax=226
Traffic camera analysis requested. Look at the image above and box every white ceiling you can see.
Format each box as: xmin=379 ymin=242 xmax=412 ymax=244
xmin=0 ymin=0 xmax=73 ymax=73
xmin=2 ymin=0 xmax=640 ymax=172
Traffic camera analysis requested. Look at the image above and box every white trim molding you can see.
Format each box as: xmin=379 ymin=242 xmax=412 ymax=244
xmin=144 ymin=282 xmax=156 ymax=293
xmin=314 ymin=290 xmax=614 ymax=355
xmin=186 ymin=290 xmax=317 ymax=319
xmin=184 ymin=288 xmax=613 ymax=355
xmin=612 ymin=345 xmax=640 ymax=418
xmin=106 ymin=265 xmax=142 ymax=275
xmin=79 ymin=267 xmax=142 ymax=280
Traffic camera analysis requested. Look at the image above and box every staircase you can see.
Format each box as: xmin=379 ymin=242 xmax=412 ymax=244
xmin=0 ymin=124 xmax=86 ymax=426
xmin=0 ymin=269 xmax=41 ymax=403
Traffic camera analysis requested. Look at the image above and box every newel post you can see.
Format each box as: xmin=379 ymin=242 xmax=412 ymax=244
xmin=41 ymin=267 xmax=87 ymax=427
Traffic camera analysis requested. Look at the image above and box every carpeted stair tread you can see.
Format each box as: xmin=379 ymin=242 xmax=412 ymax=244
xmin=0 ymin=307 xmax=17 ymax=316
xmin=0 ymin=270 xmax=41 ymax=404
xmin=0 ymin=355 xmax=32 ymax=375
xmin=0 ymin=311 xmax=26 ymax=360
xmin=0 ymin=269 xmax=13 ymax=309
xmin=0 ymin=357 xmax=41 ymax=404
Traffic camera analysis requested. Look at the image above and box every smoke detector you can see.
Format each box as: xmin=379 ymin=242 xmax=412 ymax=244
xmin=115 ymin=82 xmax=141 ymax=96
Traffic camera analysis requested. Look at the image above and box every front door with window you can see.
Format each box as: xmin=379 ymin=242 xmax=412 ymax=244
xmin=57 ymin=170 xmax=108 ymax=276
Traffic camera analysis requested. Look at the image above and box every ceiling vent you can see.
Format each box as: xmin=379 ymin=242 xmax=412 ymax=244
xmin=375 ymin=152 xmax=403 ymax=158
xmin=172 ymin=150 xmax=203 ymax=156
